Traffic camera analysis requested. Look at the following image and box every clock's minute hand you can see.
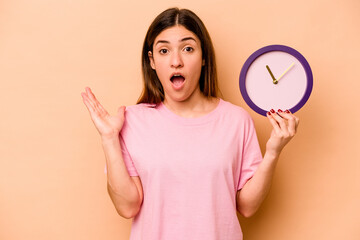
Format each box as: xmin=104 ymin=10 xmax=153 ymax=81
xmin=277 ymin=62 xmax=295 ymax=81
xmin=266 ymin=65 xmax=278 ymax=84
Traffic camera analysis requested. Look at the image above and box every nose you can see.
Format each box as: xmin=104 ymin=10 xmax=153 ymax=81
xmin=170 ymin=51 xmax=183 ymax=68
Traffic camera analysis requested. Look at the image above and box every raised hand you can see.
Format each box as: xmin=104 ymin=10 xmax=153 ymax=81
xmin=266 ymin=109 xmax=300 ymax=156
xmin=81 ymin=87 xmax=126 ymax=139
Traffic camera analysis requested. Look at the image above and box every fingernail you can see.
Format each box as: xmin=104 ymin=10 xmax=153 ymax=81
xmin=278 ymin=109 xmax=283 ymax=113
xmin=285 ymin=109 xmax=290 ymax=113
xmin=270 ymin=109 xmax=275 ymax=113
xmin=267 ymin=111 xmax=271 ymax=115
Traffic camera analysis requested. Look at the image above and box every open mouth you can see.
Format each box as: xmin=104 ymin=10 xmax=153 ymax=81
xmin=170 ymin=74 xmax=186 ymax=88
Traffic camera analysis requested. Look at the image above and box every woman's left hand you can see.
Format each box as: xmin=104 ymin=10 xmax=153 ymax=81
xmin=266 ymin=109 xmax=300 ymax=157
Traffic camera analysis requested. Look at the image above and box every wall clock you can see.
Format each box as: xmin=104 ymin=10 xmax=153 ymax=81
xmin=239 ymin=45 xmax=313 ymax=116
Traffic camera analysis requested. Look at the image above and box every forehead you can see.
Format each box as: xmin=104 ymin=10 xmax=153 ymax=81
xmin=154 ymin=25 xmax=200 ymax=44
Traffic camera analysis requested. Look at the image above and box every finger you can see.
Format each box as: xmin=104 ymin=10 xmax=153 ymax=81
xmin=277 ymin=110 xmax=296 ymax=134
xmin=86 ymin=87 xmax=98 ymax=103
xmin=83 ymin=88 xmax=97 ymax=109
xmin=81 ymin=91 xmax=95 ymax=110
xmin=82 ymin=93 xmax=102 ymax=117
xmin=85 ymin=87 xmax=104 ymax=114
xmin=286 ymin=110 xmax=299 ymax=132
xmin=117 ymin=106 xmax=126 ymax=114
xmin=277 ymin=109 xmax=299 ymax=134
xmin=81 ymin=92 xmax=96 ymax=114
xmin=266 ymin=111 xmax=281 ymax=133
xmin=269 ymin=109 xmax=288 ymax=133
xmin=97 ymin=102 xmax=109 ymax=115
xmin=117 ymin=106 xmax=126 ymax=117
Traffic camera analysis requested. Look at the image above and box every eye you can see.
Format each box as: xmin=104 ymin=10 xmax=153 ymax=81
xmin=184 ymin=46 xmax=194 ymax=52
xmin=159 ymin=49 xmax=168 ymax=54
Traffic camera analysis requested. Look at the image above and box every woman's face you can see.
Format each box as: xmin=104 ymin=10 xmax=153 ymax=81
xmin=149 ymin=25 xmax=204 ymax=103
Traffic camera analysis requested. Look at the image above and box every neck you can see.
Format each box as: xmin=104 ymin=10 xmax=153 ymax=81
xmin=163 ymin=88 xmax=218 ymax=118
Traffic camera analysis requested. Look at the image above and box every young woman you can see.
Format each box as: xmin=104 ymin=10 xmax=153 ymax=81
xmin=81 ymin=7 xmax=299 ymax=240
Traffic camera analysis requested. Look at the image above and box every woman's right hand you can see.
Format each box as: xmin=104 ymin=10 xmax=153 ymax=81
xmin=81 ymin=87 xmax=126 ymax=139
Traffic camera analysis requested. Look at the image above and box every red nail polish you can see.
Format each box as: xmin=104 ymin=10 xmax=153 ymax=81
xmin=285 ymin=110 xmax=290 ymax=113
xmin=270 ymin=109 xmax=275 ymax=113
xmin=267 ymin=111 xmax=271 ymax=115
xmin=278 ymin=109 xmax=283 ymax=113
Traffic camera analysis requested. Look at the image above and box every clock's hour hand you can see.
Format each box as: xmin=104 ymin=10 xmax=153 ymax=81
xmin=277 ymin=62 xmax=295 ymax=81
xmin=266 ymin=65 xmax=278 ymax=84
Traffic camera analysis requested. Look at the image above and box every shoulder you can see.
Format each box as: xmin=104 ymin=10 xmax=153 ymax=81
xmin=124 ymin=103 xmax=157 ymax=115
xmin=219 ymin=99 xmax=258 ymax=139
xmin=122 ymin=102 xmax=159 ymax=125
xmin=120 ymin=103 xmax=159 ymax=135
xmin=220 ymin=99 xmax=253 ymax=123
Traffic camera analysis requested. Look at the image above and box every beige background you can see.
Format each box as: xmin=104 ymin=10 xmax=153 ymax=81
xmin=1 ymin=0 xmax=359 ymax=239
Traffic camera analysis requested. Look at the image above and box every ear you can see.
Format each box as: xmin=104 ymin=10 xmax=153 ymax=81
xmin=148 ymin=51 xmax=156 ymax=70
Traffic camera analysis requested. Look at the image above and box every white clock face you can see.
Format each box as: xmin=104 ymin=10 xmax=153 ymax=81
xmin=245 ymin=51 xmax=307 ymax=111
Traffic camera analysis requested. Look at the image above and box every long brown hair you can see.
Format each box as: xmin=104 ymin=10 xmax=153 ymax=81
xmin=137 ymin=7 xmax=220 ymax=104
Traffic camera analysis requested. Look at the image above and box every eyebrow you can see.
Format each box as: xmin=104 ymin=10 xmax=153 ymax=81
xmin=154 ymin=37 xmax=197 ymax=47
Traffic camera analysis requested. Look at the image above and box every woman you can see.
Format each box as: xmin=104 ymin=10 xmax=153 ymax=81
xmin=81 ymin=7 xmax=299 ymax=240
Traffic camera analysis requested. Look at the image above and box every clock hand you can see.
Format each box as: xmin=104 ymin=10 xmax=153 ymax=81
xmin=277 ymin=62 xmax=295 ymax=81
xmin=266 ymin=65 xmax=278 ymax=84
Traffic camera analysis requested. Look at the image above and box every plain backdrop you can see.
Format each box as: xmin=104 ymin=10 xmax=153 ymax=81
xmin=1 ymin=0 xmax=359 ymax=239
